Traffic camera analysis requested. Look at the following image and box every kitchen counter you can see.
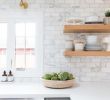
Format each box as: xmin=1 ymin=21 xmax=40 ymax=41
xmin=0 ymin=82 xmax=72 ymax=98
xmin=71 ymin=82 xmax=110 ymax=100
xmin=0 ymin=82 xmax=110 ymax=100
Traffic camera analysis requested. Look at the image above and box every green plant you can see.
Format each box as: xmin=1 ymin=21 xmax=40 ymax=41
xmin=42 ymin=74 xmax=52 ymax=80
xmin=105 ymin=10 xmax=110 ymax=17
xmin=58 ymin=72 xmax=69 ymax=80
xmin=68 ymin=73 xmax=75 ymax=80
xmin=42 ymin=72 xmax=75 ymax=81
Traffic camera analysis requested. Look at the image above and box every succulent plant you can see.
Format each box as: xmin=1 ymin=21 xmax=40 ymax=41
xmin=105 ymin=10 xmax=110 ymax=17
xmin=42 ymin=72 xmax=75 ymax=81
xmin=58 ymin=72 xmax=69 ymax=81
xmin=42 ymin=74 xmax=52 ymax=80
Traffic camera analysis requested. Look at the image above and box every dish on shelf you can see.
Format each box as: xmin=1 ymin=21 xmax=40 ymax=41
xmin=85 ymin=44 xmax=103 ymax=51
xmin=86 ymin=35 xmax=98 ymax=44
xmin=85 ymin=16 xmax=103 ymax=23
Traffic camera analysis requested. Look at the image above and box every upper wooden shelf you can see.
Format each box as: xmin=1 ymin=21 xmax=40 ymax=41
xmin=64 ymin=24 xmax=110 ymax=33
xmin=64 ymin=50 xmax=110 ymax=56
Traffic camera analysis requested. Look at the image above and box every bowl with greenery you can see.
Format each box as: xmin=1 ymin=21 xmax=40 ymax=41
xmin=42 ymin=72 xmax=75 ymax=89
xmin=104 ymin=10 xmax=110 ymax=24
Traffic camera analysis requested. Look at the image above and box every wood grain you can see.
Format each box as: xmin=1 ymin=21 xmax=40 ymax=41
xmin=64 ymin=24 xmax=110 ymax=33
xmin=64 ymin=50 xmax=110 ymax=56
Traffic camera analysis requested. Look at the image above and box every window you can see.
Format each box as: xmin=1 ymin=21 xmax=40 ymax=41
xmin=0 ymin=12 xmax=43 ymax=77
xmin=15 ymin=23 xmax=36 ymax=69
xmin=0 ymin=23 xmax=7 ymax=68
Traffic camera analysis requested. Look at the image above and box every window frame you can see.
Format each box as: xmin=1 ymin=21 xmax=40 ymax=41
xmin=0 ymin=12 xmax=44 ymax=78
xmin=0 ymin=22 xmax=8 ymax=69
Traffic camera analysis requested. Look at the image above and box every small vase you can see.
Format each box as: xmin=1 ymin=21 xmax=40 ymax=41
xmin=106 ymin=44 xmax=110 ymax=51
xmin=104 ymin=17 xmax=110 ymax=24
xmin=65 ymin=40 xmax=73 ymax=50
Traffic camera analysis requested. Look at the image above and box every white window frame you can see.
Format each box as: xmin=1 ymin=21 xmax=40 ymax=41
xmin=0 ymin=12 xmax=44 ymax=78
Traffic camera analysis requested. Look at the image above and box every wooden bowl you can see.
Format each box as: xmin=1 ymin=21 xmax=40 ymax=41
xmin=42 ymin=79 xmax=75 ymax=89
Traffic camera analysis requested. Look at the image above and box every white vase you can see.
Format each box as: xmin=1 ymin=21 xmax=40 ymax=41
xmin=65 ymin=40 xmax=73 ymax=50
xmin=104 ymin=17 xmax=110 ymax=24
xmin=106 ymin=44 xmax=110 ymax=51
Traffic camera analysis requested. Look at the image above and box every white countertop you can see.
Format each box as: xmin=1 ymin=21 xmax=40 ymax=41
xmin=0 ymin=82 xmax=110 ymax=100
xmin=71 ymin=82 xmax=110 ymax=100
xmin=0 ymin=82 xmax=71 ymax=98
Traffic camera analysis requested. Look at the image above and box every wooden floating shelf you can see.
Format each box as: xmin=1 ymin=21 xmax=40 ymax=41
xmin=64 ymin=24 xmax=110 ymax=33
xmin=64 ymin=50 xmax=110 ymax=56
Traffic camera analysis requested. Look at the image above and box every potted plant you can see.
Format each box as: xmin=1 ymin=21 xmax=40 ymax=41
xmin=42 ymin=72 xmax=75 ymax=89
xmin=104 ymin=10 xmax=110 ymax=24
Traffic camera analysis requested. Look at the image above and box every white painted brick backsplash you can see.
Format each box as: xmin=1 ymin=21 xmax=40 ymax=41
xmin=55 ymin=0 xmax=65 ymax=3
xmin=95 ymin=0 xmax=104 ymax=3
xmin=0 ymin=0 xmax=110 ymax=82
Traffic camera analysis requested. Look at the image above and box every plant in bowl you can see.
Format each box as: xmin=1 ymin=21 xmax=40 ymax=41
xmin=104 ymin=10 xmax=110 ymax=24
xmin=42 ymin=72 xmax=75 ymax=89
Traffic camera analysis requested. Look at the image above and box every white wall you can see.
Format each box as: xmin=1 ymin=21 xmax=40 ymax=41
xmin=0 ymin=0 xmax=110 ymax=82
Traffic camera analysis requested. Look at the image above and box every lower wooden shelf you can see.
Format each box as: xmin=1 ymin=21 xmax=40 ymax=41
xmin=64 ymin=50 xmax=110 ymax=56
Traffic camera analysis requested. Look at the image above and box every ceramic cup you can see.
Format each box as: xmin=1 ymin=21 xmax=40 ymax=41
xmin=74 ymin=43 xmax=85 ymax=51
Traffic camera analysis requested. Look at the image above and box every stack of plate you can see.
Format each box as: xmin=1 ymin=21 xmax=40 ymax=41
xmin=85 ymin=44 xmax=102 ymax=51
xmin=85 ymin=35 xmax=103 ymax=51
xmin=85 ymin=16 xmax=103 ymax=24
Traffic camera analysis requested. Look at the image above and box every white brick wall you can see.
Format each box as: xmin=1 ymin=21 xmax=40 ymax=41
xmin=0 ymin=0 xmax=110 ymax=82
